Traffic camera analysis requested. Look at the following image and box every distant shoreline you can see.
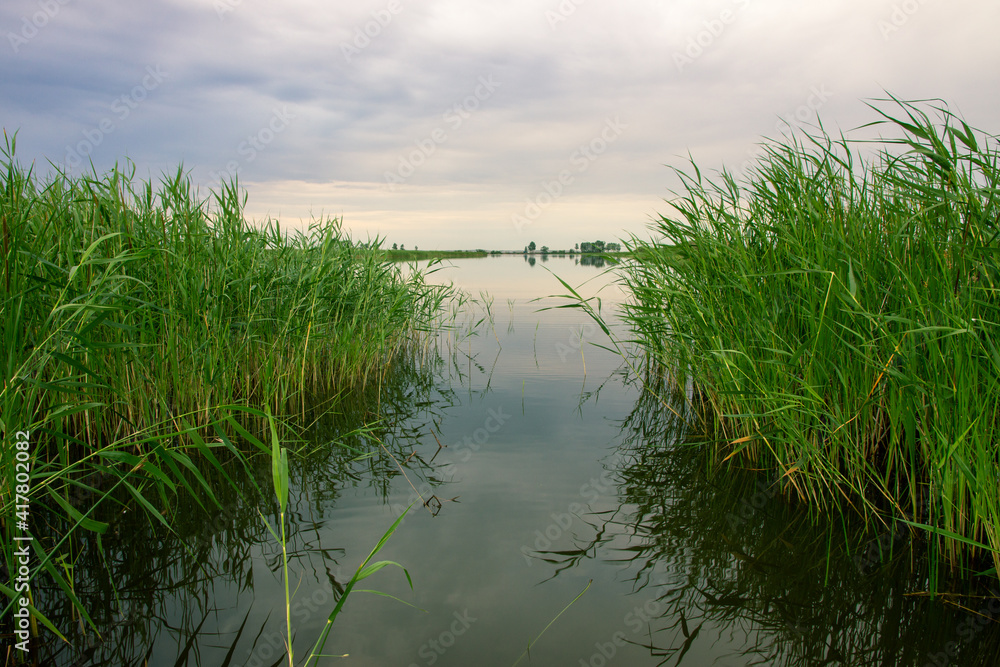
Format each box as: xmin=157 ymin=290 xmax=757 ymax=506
xmin=381 ymin=249 xmax=489 ymax=261
xmin=382 ymin=249 xmax=631 ymax=261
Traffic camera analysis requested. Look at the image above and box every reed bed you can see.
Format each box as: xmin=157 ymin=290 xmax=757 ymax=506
xmin=0 ymin=132 xmax=449 ymax=644
xmin=619 ymin=98 xmax=1000 ymax=580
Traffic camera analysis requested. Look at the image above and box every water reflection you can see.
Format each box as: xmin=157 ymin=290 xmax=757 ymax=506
xmin=578 ymin=254 xmax=608 ymax=268
xmin=38 ymin=342 xmax=457 ymax=666
xmin=32 ymin=257 xmax=1000 ymax=666
xmin=533 ymin=368 xmax=1000 ymax=666
xmin=520 ymin=253 xmax=611 ymax=268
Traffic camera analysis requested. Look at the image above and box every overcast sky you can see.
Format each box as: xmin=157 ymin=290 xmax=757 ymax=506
xmin=3 ymin=0 xmax=999 ymax=249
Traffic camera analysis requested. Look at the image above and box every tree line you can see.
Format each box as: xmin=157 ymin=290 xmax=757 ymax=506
xmin=523 ymin=240 xmax=622 ymax=253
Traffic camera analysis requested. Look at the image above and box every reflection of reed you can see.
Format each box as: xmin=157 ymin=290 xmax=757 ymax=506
xmin=35 ymin=350 xmax=453 ymax=666
xmin=541 ymin=364 xmax=1000 ymax=666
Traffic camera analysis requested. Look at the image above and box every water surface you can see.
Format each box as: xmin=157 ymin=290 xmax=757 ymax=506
xmin=49 ymin=255 xmax=1000 ymax=666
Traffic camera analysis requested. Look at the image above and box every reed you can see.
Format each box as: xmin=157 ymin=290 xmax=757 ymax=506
xmin=260 ymin=409 xmax=415 ymax=667
xmin=0 ymin=133 xmax=449 ymax=645
xmin=618 ymin=97 xmax=1000 ymax=580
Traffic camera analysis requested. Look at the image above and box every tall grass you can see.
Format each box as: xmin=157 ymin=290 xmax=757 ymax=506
xmin=602 ymin=371 xmax=1000 ymax=664
xmin=619 ymin=97 xmax=1000 ymax=580
xmin=0 ymin=132 xmax=449 ymax=646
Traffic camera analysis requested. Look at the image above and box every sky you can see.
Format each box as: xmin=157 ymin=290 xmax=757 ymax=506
xmin=2 ymin=0 xmax=999 ymax=250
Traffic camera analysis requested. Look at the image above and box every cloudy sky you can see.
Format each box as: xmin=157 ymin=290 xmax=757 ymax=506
xmin=3 ymin=0 xmax=999 ymax=250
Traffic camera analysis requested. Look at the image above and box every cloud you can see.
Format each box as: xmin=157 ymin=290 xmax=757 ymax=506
xmin=3 ymin=0 xmax=1000 ymax=248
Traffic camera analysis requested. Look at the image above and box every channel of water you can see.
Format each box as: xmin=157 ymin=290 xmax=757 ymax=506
xmin=48 ymin=255 xmax=1000 ymax=666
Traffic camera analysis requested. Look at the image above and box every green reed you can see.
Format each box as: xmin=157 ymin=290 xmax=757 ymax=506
xmin=255 ymin=407 xmax=414 ymax=666
xmin=618 ymin=97 xmax=1000 ymax=580
xmin=0 ymin=133 xmax=448 ymax=645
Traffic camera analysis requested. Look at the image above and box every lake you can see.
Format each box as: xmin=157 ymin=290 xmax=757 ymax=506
xmin=50 ymin=255 xmax=1000 ymax=666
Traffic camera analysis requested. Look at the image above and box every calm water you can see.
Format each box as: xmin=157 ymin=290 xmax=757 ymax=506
xmin=47 ymin=255 xmax=1000 ymax=666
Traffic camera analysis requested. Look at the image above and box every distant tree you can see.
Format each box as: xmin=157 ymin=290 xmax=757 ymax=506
xmin=400 ymin=244 xmax=405 ymax=250
xmin=540 ymin=246 xmax=549 ymax=254
xmin=528 ymin=241 xmax=536 ymax=252
xmin=392 ymin=243 xmax=398 ymax=250
xmin=575 ymin=243 xmax=579 ymax=250
xmin=415 ymin=246 xmax=418 ymax=251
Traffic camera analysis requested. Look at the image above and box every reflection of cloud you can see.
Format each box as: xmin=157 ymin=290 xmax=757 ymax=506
xmin=2 ymin=0 xmax=999 ymax=247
